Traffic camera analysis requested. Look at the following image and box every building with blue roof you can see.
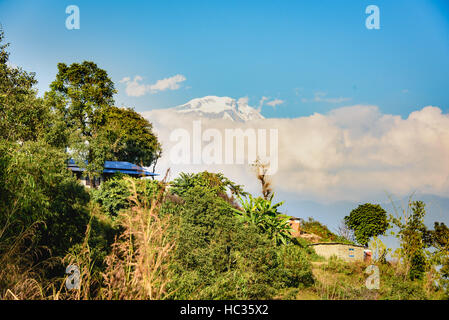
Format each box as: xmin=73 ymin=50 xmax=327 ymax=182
xmin=68 ymin=159 xmax=157 ymax=187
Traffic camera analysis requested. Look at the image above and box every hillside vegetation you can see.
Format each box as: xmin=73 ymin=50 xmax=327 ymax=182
xmin=0 ymin=28 xmax=448 ymax=300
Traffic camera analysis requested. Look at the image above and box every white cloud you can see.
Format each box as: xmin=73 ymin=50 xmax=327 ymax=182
xmin=120 ymin=74 xmax=186 ymax=97
xmin=266 ymin=99 xmax=285 ymax=108
xmin=120 ymin=76 xmax=147 ymax=97
xmin=302 ymin=91 xmax=352 ymax=104
xmin=148 ymin=74 xmax=186 ymax=93
xmin=141 ymin=104 xmax=449 ymax=203
xmin=258 ymin=97 xmax=285 ymax=110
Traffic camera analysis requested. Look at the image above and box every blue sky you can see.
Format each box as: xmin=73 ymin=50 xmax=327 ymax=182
xmin=1 ymin=0 xmax=448 ymax=119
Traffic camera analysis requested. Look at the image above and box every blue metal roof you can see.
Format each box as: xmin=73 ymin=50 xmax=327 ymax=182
xmin=68 ymin=159 xmax=158 ymax=177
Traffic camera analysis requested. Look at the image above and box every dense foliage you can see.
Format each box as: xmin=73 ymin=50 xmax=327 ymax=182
xmin=91 ymin=176 xmax=162 ymax=217
xmin=45 ymin=61 xmax=161 ymax=176
xmin=99 ymin=106 xmax=161 ymax=167
xmin=0 ymin=30 xmax=50 ymax=143
xmin=391 ymin=201 xmax=429 ymax=280
xmin=171 ymin=171 xmax=247 ymax=199
xmin=167 ymin=184 xmax=313 ymax=299
xmin=0 ymin=140 xmax=90 ymax=256
xmin=345 ymin=203 xmax=389 ymax=246
xmin=233 ymin=194 xmax=293 ymax=245
xmin=1 ymin=28 xmax=448 ymax=300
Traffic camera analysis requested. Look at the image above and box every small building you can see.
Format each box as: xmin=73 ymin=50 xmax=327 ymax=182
xmin=309 ymin=242 xmax=372 ymax=263
xmin=288 ymin=217 xmax=322 ymax=243
xmin=288 ymin=217 xmax=301 ymax=237
xmin=68 ymin=159 xmax=157 ymax=188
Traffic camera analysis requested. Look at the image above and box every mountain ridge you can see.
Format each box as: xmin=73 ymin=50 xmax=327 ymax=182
xmin=168 ymin=96 xmax=264 ymax=122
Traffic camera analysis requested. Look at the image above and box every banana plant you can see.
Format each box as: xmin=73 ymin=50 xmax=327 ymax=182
xmin=233 ymin=194 xmax=293 ymax=245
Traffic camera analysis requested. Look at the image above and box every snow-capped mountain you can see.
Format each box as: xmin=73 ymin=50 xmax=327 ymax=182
xmin=170 ymin=96 xmax=264 ymax=122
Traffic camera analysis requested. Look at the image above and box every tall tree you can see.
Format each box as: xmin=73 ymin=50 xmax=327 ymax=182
xmin=391 ymin=200 xmax=429 ymax=280
xmin=424 ymin=222 xmax=449 ymax=292
xmin=344 ymin=203 xmax=389 ymax=246
xmin=99 ymin=106 xmax=161 ymax=168
xmin=45 ymin=61 xmax=116 ymax=175
xmin=0 ymin=28 xmax=91 ymax=257
xmin=0 ymin=28 xmax=49 ymax=142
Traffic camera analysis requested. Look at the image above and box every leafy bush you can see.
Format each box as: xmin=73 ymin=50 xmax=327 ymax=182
xmin=409 ymin=251 xmax=427 ymax=281
xmin=170 ymin=171 xmax=246 ymax=202
xmin=0 ymin=140 xmax=90 ymax=257
xmin=277 ymin=245 xmax=315 ymax=288
xmin=384 ymin=280 xmax=427 ymax=300
xmin=233 ymin=194 xmax=292 ymax=245
xmin=92 ymin=176 xmax=162 ymax=217
xmin=91 ymin=177 xmax=131 ymax=217
xmin=168 ymin=184 xmax=306 ymax=299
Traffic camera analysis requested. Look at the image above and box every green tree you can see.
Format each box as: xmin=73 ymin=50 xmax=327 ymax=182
xmin=344 ymin=203 xmax=389 ymax=246
xmin=45 ymin=61 xmax=116 ymax=176
xmin=425 ymin=222 xmax=449 ymax=257
xmin=0 ymin=30 xmax=91 ymax=257
xmin=424 ymin=222 xmax=449 ymax=294
xmin=99 ymin=106 xmax=161 ymax=167
xmin=391 ymin=201 xmax=429 ymax=280
xmin=0 ymin=28 xmax=50 ymax=143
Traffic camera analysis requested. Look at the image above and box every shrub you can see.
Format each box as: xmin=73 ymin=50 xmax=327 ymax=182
xmin=168 ymin=185 xmax=297 ymax=299
xmin=0 ymin=140 xmax=90 ymax=257
xmin=92 ymin=176 xmax=162 ymax=217
xmin=277 ymin=245 xmax=315 ymax=288
xmin=384 ymin=281 xmax=427 ymax=300
xmin=233 ymin=194 xmax=292 ymax=245
xmin=409 ymin=251 xmax=427 ymax=281
xmin=91 ymin=177 xmax=130 ymax=217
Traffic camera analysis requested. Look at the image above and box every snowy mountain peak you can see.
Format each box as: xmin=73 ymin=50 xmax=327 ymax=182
xmin=172 ymin=96 xmax=264 ymax=122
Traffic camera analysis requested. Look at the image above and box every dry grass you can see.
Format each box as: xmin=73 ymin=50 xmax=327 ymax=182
xmin=57 ymin=219 xmax=96 ymax=300
xmin=100 ymin=176 xmax=175 ymax=300
xmin=310 ymin=258 xmax=380 ymax=300
xmin=1 ymin=171 xmax=176 ymax=300
xmin=55 ymin=173 xmax=176 ymax=300
xmin=0 ymin=222 xmax=49 ymax=300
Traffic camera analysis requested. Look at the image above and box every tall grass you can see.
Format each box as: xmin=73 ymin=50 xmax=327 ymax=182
xmin=0 ymin=222 xmax=49 ymax=299
xmin=2 ymin=173 xmax=175 ymax=300
xmin=100 ymin=177 xmax=175 ymax=300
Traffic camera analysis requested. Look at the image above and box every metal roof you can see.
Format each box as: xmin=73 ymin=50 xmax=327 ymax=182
xmin=68 ymin=159 xmax=158 ymax=177
xmin=308 ymin=242 xmax=367 ymax=248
